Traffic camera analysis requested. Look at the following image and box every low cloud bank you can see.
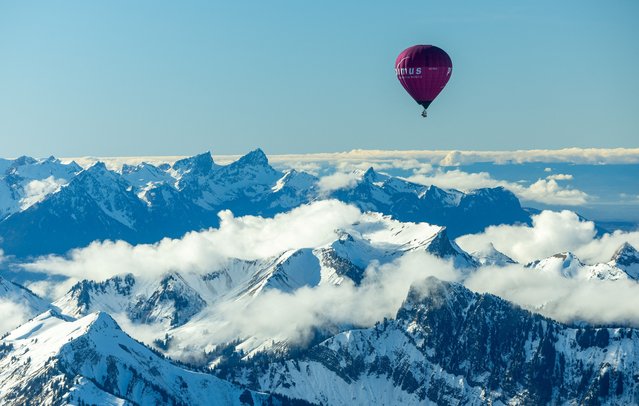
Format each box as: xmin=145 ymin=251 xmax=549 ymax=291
xmin=165 ymin=252 xmax=460 ymax=356
xmin=63 ymin=148 xmax=639 ymax=172
xmin=457 ymin=210 xmax=639 ymax=264
xmin=407 ymin=169 xmax=588 ymax=206
xmin=467 ymin=265 xmax=639 ymax=326
xmin=18 ymin=201 xmax=639 ymax=357
xmin=24 ymin=200 xmax=361 ymax=284
xmin=270 ymin=148 xmax=639 ymax=166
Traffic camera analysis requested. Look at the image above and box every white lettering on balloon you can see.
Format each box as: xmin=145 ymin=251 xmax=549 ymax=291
xmin=395 ymin=66 xmax=431 ymax=78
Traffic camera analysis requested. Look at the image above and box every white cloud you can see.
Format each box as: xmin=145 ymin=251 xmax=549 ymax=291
xmin=20 ymin=176 xmax=66 ymax=210
xmin=439 ymin=151 xmax=463 ymax=166
xmin=546 ymin=173 xmax=573 ymax=180
xmin=333 ymin=159 xmax=433 ymax=174
xmin=407 ymin=169 xmax=588 ymax=206
xmin=0 ymin=300 xmax=31 ymax=335
xmin=24 ymin=200 xmax=362 ymax=282
xmin=466 ymin=264 xmax=639 ymax=326
xmin=317 ymin=172 xmax=361 ymax=194
xmin=27 ymin=278 xmax=77 ymax=301
xmin=273 ymin=161 xmax=322 ymax=176
xmin=456 ymin=210 xmax=639 ymax=264
xmin=168 ymin=252 xmax=460 ymax=354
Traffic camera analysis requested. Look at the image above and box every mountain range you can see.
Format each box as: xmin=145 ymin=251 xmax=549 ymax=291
xmin=1 ymin=149 xmax=638 ymax=405
xmin=0 ymin=150 xmax=531 ymax=258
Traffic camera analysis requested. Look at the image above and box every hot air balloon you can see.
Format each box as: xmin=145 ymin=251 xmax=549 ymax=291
xmin=395 ymin=45 xmax=452 ymax=117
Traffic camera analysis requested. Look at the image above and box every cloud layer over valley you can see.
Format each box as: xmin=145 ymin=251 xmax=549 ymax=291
xmin=17 ymin=199 xmax=639 ymax=357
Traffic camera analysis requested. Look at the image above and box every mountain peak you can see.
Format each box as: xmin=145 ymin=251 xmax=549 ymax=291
xmin=552 ymin=251 xmax=582 ymax=263
xmin=526 ymin=251 xmax=585 ymax=278
xmin=81 ymin=161 xmax=121 ymax=182
xmin=87 ymin=161 xmax=108 ymax=172
xmin=425 ymin=228 xmax=478 ymax=268
xmin=237 ymin=148 xmax=269 ymax=166
xmin=401 ymin=276 xmax=472 ymax=315
xmin=421 ymin=185 xmax=461 ymax=207
xmin=363 ymin=167 xmax=377 ymax=181
xmin=11 ymin=155 xmax=37 ymax=167
xmin=172 ymin=151 xmax=214 ymax=174
xmin=471 ymin=242 xmax=516 ymax=266
xmin=86 ymin=311 xmax=122 ymax=333
xmin=611 ymin=242 xmax=639 ymax=265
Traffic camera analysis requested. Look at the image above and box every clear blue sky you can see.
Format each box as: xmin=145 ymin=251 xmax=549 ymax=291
xmin=1 ymin=1 xmax=638 ymax=157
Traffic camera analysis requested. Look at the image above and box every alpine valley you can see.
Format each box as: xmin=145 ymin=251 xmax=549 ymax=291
xmin=1 ymin=150 xmax=638 ymax=405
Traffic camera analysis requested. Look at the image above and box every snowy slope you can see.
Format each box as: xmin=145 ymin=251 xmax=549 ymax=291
xmin=120 ymin=161 xmax=174 ymax=192
xmin=0 ymin=310 xmax=300 ymax=405
xmin=526 ymin=243 xmax=639 ymax=281
xmin=470 ymin=242 xmax=516 ymax=266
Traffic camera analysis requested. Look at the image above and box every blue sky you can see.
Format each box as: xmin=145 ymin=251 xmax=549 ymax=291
xmin=1 ymin=1 xmax=638 ymax=157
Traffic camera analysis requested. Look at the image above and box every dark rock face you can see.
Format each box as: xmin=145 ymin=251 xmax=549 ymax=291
xmin=611 ymin=242 xmax=639 ymax=267
xmin=68 ymin=275 xmax=136 ymax=312
xmin=332 ymin=170 xmax=530 ymax=238
xmin=220 ymin=278 xmax=639 ymax=405
xmin=129 ymin=274 xmax=207 ymax=327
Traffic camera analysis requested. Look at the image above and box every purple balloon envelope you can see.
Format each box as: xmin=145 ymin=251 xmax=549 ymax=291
xmin=395 ymin=45 xmax=452 ymax=116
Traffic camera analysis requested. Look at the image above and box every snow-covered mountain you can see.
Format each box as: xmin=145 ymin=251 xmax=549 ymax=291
xmin=4 ymin=149 xmax=636 ymax=405
xmin=470 ymin=242 xmax=516 ymax=266
xmin=0 ymin=162 xmax=148 ymax=257
xmin=0 ymin=275 xmax=49 ymax=313
xmin=52 ymin=214 xmax=465 ymax=293
xmin=55 ymin=273 xmax=208 ymax=328
xmin=526 ymin=243 xmax=639 ymax=281
xmin=50 ymin=213 xmax=477 ymax=361
xmin=332 ymin=167 xmax=531 ymax=237
xmin=219 ymin=277 xmax=639 ymax=405
xmin=609 ymin=242 xmax=639 ymax=279
xmin=0 ymin=310 xmax=302 ymax=405
xmin=0 ymin=149 xmax=533 ymax=258
xmin=0 ymin=156 xmax=81 ymax=220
